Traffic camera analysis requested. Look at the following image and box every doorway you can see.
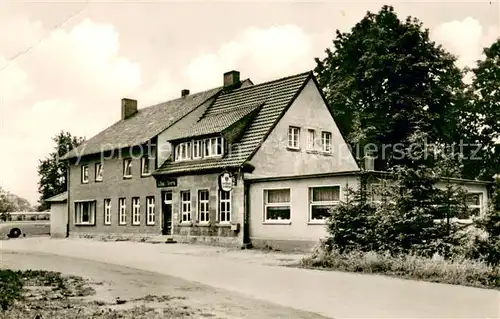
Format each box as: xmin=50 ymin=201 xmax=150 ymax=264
xmin=161 ymin=191 xmax=173 ymax=235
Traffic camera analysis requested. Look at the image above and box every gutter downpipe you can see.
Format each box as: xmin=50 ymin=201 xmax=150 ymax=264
xmin=240 ymin=167 xmax=252 ymax=249
xmin=66 ymin=159 xmax=70 ymax=238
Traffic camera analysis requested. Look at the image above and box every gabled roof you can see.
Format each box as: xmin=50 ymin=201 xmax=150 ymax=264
xmin=61 ymin=87 xmax=222 ymax=159
xmin=45 ymin=191 xmax=68 ymax=202
xmin=154 ymin=71 xmax=312 ymax=176
xmin=167 ymin=101 xmax=264 ymax=141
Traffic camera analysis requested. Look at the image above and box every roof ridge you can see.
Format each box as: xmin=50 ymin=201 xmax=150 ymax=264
xmin=139 ymin=86 xmax=222 ymax=112
xmin=204 ymin=101 xmax=263 ymax=117
xmin=221 ymin=70 xmax=311 ymax=95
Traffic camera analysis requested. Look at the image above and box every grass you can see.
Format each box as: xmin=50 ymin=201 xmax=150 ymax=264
xmin=0 ymin=270 xmax=23 ymax=310
xmin=0 ymin=269 xmax=205 ymax=318
xmin=0 ymin=269 xmax=94 ymax=311
xmin=301 ymin=248 xmax=500 ymax=289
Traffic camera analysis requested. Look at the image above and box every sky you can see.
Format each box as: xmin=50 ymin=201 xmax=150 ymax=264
xmin=0 ymin=0 xmax=499 ymax=205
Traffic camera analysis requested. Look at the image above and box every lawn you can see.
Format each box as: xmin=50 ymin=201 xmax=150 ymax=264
xmin=0 ymin=269 xmax=201 ymax=318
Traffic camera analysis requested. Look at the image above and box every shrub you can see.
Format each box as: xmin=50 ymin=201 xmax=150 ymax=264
xmin=0 ymin=270 xmax=23 ymax=310
xmin=302 ymin=245 xmax=500 ymax=289
xmin=324 ymin=185 xmax=377 ymax=253
xmin=324 ymin=164 xmax=484 ymax=261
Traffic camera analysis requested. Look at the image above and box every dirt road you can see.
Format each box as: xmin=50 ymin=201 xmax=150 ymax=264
xmin=1 ymin=238 xmax=499 ymax=318
xmin=1 ymin=250 xmax=329 ymax=319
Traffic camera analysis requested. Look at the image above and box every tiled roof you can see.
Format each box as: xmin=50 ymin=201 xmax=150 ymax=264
xmin=154 ymin=71 xmax=312 ymax=175
xmin=45 ymin=191 xmax=68 ymax=202
xmin=61 ymin=87 xmax=222 ymax=159
xmin=167 ymin=102 xmax=264 ymax=141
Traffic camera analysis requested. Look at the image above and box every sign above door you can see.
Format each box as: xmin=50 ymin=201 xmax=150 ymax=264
xmin=157 ymin=178 xmax=177 ymax=188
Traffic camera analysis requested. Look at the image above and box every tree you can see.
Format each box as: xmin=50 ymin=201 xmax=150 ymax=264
xmin=0 ymin=187 xmax=34 ymax=221
xmin=37 ymin=131 xmax=85 ymax=211
xmin=0 ymin=187 xmax=13 ymax=221
xmin=462 ymin=39 xmax=500 ymax=180
xmin=314 ymin=5 xmax=466 ymax=171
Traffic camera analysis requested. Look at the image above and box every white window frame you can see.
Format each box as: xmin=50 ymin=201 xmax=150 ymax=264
xmin=466 ymin=192 xmax=483 ymax=219
xmin=198 ymin=190 xmax=210 ymax=223
xmin=175 ymin=142 xmax=192 ymax=161
xmin=132 ymin=197 xmax=140 ymax=225
xmin=81 ymin=165 xmax=89 ymax=184
xmin=146 ymin=196 xmax=155 ymax=225
xmin=123 ymin=158 xmax=133 ymax=178
xmin=204 ymin=137 xmax=224 ymax=158
xmin=95 ymin=163 xmax=103 ymax=182
xmin=321 ymin=131 xmax=332 ymax=153
xmin=193 ymin=140 xmax=203 ymax=159
xmin=180 ymin=191 xmax=191 ymax=223
xmin=288 ymin=126 xmax=300 ymax=149
xmin=218 ymin=190 xmax=231 ymax=224
xmin=307 ymin=129 xmax=315 ymax=150
xmin=263 ymin=188 xmax=291 ymax=224
xmin=118 ymin=198 xmax=126 ymax=225
xmin=309 ymin=186 xmax=341 ymax=224
xmin=141 ymin=156 xmax=151 ymax=176
xmin=104 ymin=198 xmax=111 ymax=225
xmin=74 ymin=201 xmax=96 ymax=225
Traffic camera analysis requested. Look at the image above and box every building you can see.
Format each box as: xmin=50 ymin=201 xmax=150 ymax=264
xmin=45 ymin=192 xmax=68 ymax=238
xmin=61 ymin=70 xmax=492 ymax=251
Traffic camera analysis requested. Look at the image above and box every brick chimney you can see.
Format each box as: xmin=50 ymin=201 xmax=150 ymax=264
xmin=223 ymin=70 xmax=240 ymax=89
xmin=181 ymin=89 xmax=190 ymax=97
xmin=121 ymin=98 xmax=137 ymax=120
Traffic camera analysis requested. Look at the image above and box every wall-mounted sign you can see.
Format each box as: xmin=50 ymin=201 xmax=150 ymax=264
xmin=219 ymin=172 xmax=235 ymax=192
xmin=156 ymin=178 xmax=177 ymax=188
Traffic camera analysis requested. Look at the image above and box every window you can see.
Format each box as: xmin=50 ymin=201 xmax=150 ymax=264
xmin=74 ymin=201 xmax=96 ymax=225
xmin=198 ymin=190 xmax=210 ymax=223
xmin=123 ymin=159 xmax=132 ymax=178
xmin=118 ymin=198 xmax=126 ymax=225
xmin=175 ymin=142 xmax=192 ymax=161
xmin=264 ymin=189 xmax=291 ymax=222
xmin=309 ymin=186 xmax=340 ymax=222
xmin=81 ymin=165 xmax=89 ymax=183
xmin=132 ymin=197 xmax=140 ymax=225
xmin=307 ymin=129 xmax=315 ymax=150
xmin=146 ymin=196 xmax=155 ymax=225
xmin=95 ymin=163 xmax=103 ymax=182
xmin=205 ymin=137 xmax=224 ymax=157
xmin=104 ymin=199 xmax=111 ymax=225
xmin=369 ymin=181 xmax=390 ymax=204
xmin=219 ymin=190 xmax=231 ymax=223
xmin=193 ymin=140 xmax=203 ymax=159
xmin=164 ymin=191 xmax=172 ymax=202
xmin=141 ymin=156 xmax=150 ymax=176
xmin=288 ymin=126 xmax=300 ymax=149
xmin=181 ymin=191 xmax=191 ymax=222
xmin=465 ymin=193 xmax=483 ymax=218
xmin=321 ymin=131 xmax=332 ymax=153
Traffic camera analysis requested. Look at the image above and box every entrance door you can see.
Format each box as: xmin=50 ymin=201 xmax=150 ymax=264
xmin=161 ymin=191 xmax=173 ymax=235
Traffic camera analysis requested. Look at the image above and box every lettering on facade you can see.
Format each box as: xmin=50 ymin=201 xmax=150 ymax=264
xmin=156 ymin=179 xmax=177 ymax=188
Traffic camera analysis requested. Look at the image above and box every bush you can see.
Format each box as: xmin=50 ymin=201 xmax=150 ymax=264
xmin=324 ymin=186 xmax=377 ymax=253
xmin=324 ymin=166 xmax=496 ymax=262
xmin=302 ymin=244 xmax=500 ymax=289
xmin=0 ymin=270 xmax=23 ymax=310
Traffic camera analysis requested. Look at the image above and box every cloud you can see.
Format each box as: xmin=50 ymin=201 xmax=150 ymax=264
xmin=432 ymin=17 xmax=499 ymax=68
xmin=0 ymin=18 xmax=316 ymax=204
xmin=0 ymin=16 xmax=151 ymax=203
xmin=184 ymin=25 xmax=313 ymax=90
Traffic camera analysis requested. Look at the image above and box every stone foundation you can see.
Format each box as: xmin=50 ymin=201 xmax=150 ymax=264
xmin=68 ymin=232 xmax=243 ymax=248
xmin=250 ymin=238 xmax=318 ymax=253
xmin=171 ymin=234 xmax=241 ymax=247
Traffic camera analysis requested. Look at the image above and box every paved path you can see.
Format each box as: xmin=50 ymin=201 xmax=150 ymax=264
xmin=1 ymin=238 xmax=499 ymax=318
xmin=2 ymin=250 xmax=328 ymax=319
